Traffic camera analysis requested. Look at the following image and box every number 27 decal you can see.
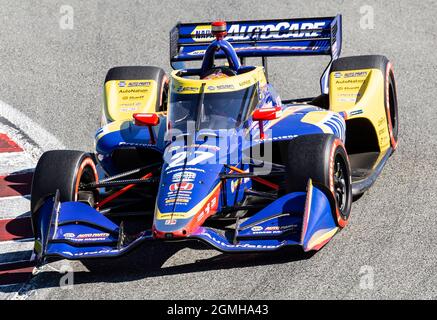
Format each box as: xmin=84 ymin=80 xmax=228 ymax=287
xmin=167 ymin=151 xmax=215 ymax=168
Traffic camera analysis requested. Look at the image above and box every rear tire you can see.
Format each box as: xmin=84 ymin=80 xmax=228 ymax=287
xmin=105 ymin=66 xmax=168 ymax=111
xmin=331 ymin=55 xmax=399 ymax=150
xmin=31 ymin=150 xmax=98 ymax=215
xmin=386 ymin=63 xmax=399 ymax=150
xmin=285 ymin=134 xmax=352 ymax=227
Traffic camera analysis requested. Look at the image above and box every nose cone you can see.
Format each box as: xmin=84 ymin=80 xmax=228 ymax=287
xmin=153 ymin=143 xmax=224 ymax=238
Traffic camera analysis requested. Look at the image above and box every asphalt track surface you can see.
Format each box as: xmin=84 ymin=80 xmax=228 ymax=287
xmin=0 ymin=0 xmax=436 ymax=300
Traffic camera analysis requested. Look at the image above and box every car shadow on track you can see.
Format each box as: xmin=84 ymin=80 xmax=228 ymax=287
xmin=1 ymin=241 xmax=316 ymax=293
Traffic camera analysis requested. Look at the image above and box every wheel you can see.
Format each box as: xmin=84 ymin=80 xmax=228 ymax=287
xmin=386 ymin=62 xmax=399 ymax=151
xmin=285 ymin=134 xmax=352 ymax=228
xmin=331 ymin=55 xmax=399 ymax=151
xmin=102 ymin=66 xmax=168 ymax=125
xmin=30 ymin=150 xmax=98 ymax=215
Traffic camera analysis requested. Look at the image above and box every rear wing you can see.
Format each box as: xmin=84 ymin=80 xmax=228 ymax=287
xmin=170 ymin=15 xmax=342 ymax=66
xmin=170 ymin=15 xmax=342 ymax=93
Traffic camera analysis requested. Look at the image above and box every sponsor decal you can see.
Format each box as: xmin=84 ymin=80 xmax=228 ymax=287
xmin=251 ymin=226 xmax=263 ymax=232
xmin=76 ymin=233 xmax=109 ymax=239
xmin=265 ymin=225 xmax=297 ymax=232
xmin=169 ymin=182 xmax=194 ymax=192
xmin=165 ymin=198 xmax=191 ymax=205
xmin=120 ymin=106 xmax=139 ymax=112
xmin=196 ymin=195 xmax=218 ymax=222
xmin=202 ymin=84 xmax=235 ymax=91
xmin=172 ymin=171 xmax=197 ymax=182
xmin=186 ymin=45 xmax=316 ymax=56
xmin=118 ymin=81 xmax=150 ymax=88
xmin=190 ymin=21 xmax=327 ymax=43
xmin=175 ymin=86 xmax=198 ymax=93
xmin=121 ymin=95 xmax=145 ymax=101
xmin=199 ymin=231 xmax=282 ymax=250
xmin=159 ymin=212 xmax=194 ymax=219
xmin=251 ymin=224 xmax=298 ymax=235
xmin=118 ymin=142 xmax=156 ymax=148
xmin=349 ymin=109 xmax=364 ymax=116
xmin=128 ymin=81 xmax=151 ymax=87
xmin=165 ymin=219 xmax=177 ymax=225
xmin=63 ymin=232 xmax=110 ymax=242
xmin=187 ymin=49 xmax=207 ymax=56
xmin=63 ymin=233 xmax=76 ymax=238
xmin=166 ymin=167 xmax=206 ymax=175
xmin=190 ymin=25 xmax=215 ymax=42
xmin=118 ymin=88 xmax=148 ymax=94
xmin=254 ymin=134 xmax=298 ymax=143
xmin=344 ymin=71 xmax=368 ymax=78
xmin=216 ymin=84 xmax=235 ymax=90
xmin=63 ymin=249 xmax=120 ymax=257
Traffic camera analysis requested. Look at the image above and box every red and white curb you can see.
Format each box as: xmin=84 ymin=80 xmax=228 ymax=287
xmin=0 ymin=100 xmax=64 ymax=292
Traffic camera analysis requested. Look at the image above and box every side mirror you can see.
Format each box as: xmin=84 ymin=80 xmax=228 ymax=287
xmin=133 ymin=113 xmax=160 ymax=144
xmin=133 ymin=113 xmax=160 ymax=126
xmin=252 ymin=107 xmax=282 ymax=140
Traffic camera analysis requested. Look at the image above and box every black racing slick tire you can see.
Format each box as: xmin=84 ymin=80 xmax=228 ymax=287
xmin=30 ymin=150 xmax=98 ymax=216
xmin=285 ymin=134 xmax=352 ymax=228
xmin=105 ymin=66 xmax=169 ymax=113
xmin=331 ymin=55 xmax=399 ymax=150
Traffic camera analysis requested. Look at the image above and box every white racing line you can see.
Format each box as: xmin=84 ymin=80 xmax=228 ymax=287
xmin=0 ymin=99 xmax=65 ymax=300
xmin=0 ymin=100 xmax=65 ymax=156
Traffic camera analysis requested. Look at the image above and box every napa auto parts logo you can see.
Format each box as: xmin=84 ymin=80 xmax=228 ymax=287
xmin=191 ymin=21 xmax=327 ymax=42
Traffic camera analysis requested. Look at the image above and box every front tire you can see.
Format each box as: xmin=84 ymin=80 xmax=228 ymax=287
xmin=31 ymin=150 xmax=98 ymax=215
xmin=285 ymin=134 xmax=352 ymax=228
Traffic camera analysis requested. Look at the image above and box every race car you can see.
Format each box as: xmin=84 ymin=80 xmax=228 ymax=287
xmin=30 ymin=15 xmax=398 ymax=264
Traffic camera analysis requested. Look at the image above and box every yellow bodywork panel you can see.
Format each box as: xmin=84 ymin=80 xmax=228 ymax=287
xmin=329 ymin=68 xmax=390 ymax=153
xmin=170 ymin=66 xmax=267 ymax=95
xmin=104 ymin=80 xmax=158 ymax=121
xmin=301 ymin=111 xmax=340 ymax=135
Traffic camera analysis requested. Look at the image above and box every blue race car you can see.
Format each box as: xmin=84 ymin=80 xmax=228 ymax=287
xmin=31 ymin=15 xmax=398 ymax=263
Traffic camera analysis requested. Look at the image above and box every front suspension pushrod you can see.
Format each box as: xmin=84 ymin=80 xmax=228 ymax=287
xmin=96 ymin=172 xmax=153 ymax=210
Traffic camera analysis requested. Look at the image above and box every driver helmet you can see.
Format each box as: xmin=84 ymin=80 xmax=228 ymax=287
xmin=202 ymin=69 xmax=230 ymax=80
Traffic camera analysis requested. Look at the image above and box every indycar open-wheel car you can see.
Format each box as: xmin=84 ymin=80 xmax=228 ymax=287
xmin=30 ymin=16 xmax=398 ymax=265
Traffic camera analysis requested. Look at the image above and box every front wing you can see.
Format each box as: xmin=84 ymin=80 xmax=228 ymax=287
xmin=33 ymin=180 xmax=339 ymax=262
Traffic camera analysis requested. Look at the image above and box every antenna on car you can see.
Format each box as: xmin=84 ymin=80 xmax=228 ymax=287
xmin=211 ymin=20 xmax=227 ymax=40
